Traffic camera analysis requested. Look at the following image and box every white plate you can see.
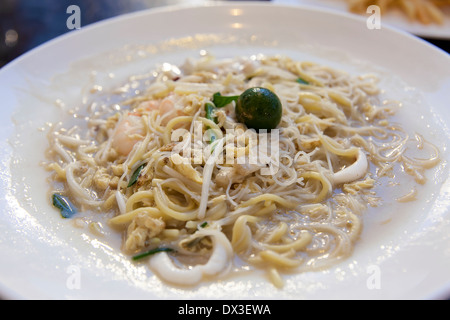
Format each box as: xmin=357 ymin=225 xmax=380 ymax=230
xmin=0 ymin=2 xmax=449 ymax=300
xmin=273 ymin=0 xmax=450 ymax=39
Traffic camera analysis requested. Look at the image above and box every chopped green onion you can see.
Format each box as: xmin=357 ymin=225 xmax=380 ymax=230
xmin=204 ymin=102 xmax=219 ymax=144
xmin=132 ymin=247 xmax=174 ymax=261
xmin=205 ymin=102 xmax=218 ymax=124
xmin=52 ymin=193 xmax=77 ymax=219
xmin=128 ymin=163 xmax=146 ymax=187
xmin=212 ymin=92 xmax=239 ymax=108
xmin=206 ymin=129 xmax=217 ymax=144
xmin=200 ymin=222 xmax=208 ymax=228
xmin=296 ymin=77 xmax=309 ymax=85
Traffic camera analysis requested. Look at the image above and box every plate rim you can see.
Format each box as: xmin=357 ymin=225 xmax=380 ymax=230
xmin=0 ymin=0 xmax=449 ymax=76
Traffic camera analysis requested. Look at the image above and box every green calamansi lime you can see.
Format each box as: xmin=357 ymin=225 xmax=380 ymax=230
xmin=236 ymin=87 xmax=282 ymax=130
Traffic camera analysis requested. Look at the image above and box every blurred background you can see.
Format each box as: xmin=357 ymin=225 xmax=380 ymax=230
xmin=0 ymin=0 xmax=449 ymax=68
xmin=0 ymin=0 xmax=214 ymax=67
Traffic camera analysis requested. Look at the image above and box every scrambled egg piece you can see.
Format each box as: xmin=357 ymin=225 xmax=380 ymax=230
xmin=125 ymin=213 xmax=165 ymax=252
xmin=170 ymin=153 xmax=203 ymax=183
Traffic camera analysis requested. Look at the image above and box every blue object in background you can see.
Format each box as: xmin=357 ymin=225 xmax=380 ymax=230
xmin=1 ymin=0 xmax=244 ymax=66
xmin=0 ymin=0 xmax=160 ymax=67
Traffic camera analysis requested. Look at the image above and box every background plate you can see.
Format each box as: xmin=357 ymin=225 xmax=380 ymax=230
xmin=273 ymin=0 xmax=450 ymax=39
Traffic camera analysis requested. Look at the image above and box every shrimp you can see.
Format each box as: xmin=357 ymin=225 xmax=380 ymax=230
xmin=139 ymin=96 xmax=180 ymax=126
xmin=112 ymin=97 xmax=181 ymax=156
xmin=111 ymin=114 xmax=145 ymax=156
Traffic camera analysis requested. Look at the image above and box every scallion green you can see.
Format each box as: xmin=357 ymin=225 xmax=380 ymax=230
xmin=296 ymin=77 xmax=309 ymax=85
xmin=132 ymin=247 xmax=174 ymax=261
xmin=212 ymin=92 xmax=239 ymax=108
xmin=52 ymin=193 xmax=77 ymax=219
xmin=128 ymin=163 xmax=146 ymax=188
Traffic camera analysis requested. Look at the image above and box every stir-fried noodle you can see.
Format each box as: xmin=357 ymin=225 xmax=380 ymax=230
xmin=45 ymin=54 xmax=439 ymax=287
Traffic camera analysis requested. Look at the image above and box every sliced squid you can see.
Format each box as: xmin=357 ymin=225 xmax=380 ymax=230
xmin=331 ymin=149 xmax=368 ymax=185
xmin=149 ymin=229 xmax=233 ymax=286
